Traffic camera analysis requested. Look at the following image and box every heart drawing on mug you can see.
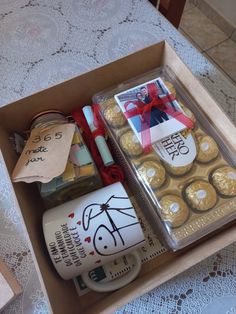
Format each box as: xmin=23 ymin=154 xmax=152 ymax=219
xmin=85 ymin=236 xmax=91 ymax=243
xmin=95 ymin=260 xmax=101 ymax=264
xmin=68 ymin=213 xmax=74 ymax=219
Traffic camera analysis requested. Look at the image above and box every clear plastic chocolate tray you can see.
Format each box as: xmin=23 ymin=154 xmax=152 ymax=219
xmin=93 ymin=66 xmax=236 ymax=251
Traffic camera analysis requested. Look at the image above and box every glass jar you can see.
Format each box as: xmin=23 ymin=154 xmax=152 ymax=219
xmin=30 ymin=110 xmax=102 ymax=207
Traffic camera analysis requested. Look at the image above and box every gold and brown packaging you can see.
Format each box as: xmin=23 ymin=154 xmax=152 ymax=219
xmin=93 ymin=66 xmax=236 ymax=250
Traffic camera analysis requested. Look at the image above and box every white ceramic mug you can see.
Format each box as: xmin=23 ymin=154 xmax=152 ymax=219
xmin=42 ymin=182 xmax=145 ymax=292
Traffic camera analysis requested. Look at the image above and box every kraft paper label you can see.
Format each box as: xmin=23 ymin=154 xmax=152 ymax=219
xmin=12 ymin=123 xmax=75 ymax=183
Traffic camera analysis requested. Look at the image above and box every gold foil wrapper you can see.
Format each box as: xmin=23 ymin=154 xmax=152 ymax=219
xmin=103 ymin=98 xmax=127 ymax=128
xmin=185 ymin=180 xmax=217 ymax=211
xmin=160 ymin=195 xmax=189 ymax=228
xmin=138 ymin=160 xmax=166 ymax=189
xmin=164 ymin=162 xmax=193 ymax=176
xmin=119 ymin=130 xmax=143 ymax=157
xmin=179 ymin=102 xmax=197 ymax=125
xmin=212 ymin=166 xmax=236 ymax=196
xmin=131 ymin=150 xmax=160 ymax=167
xmin=97 ymin=73 xmax=236 ymax=249
xmin=196 ymin=135 xmax=219 ymax=163
xmin=164 ymin=80 xmax=176 ymax=97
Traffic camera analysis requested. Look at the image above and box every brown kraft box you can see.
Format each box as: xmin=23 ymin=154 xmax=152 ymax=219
xmin=0 ymin=41 xmax=236 ymax=313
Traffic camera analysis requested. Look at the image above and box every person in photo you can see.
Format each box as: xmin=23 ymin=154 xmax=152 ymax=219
xmin=140 ymin=85 xmax=169 ymax=128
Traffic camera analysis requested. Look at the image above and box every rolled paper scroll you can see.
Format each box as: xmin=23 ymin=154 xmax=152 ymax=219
xmin=82 ymin=105 xmax=114 ymax=167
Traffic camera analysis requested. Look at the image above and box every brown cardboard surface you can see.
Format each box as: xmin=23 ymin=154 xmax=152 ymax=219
xmin=0 ymin=41 xmax=236 ymax=314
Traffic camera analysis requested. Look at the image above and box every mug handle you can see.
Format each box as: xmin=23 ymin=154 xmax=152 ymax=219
xmin=81 ymin=250 xmax=141 ymax=292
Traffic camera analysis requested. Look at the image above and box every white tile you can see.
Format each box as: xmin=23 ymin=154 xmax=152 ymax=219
xmin=205 ymin=0 xmax=236 ymax=28
xmin=180 ymin=7 xmax=228 ymax=50
xmin=197 ymin=0 xmax=234 ymax=37
xmin=180 ymin=29 xmax=202 ymax=51
xmin=207 ymin=38 xmax=236 ymax=83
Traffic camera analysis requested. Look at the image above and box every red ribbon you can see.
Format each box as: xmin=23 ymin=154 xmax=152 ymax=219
xmin=90 ymin=103 xmax=106 ymax=139
xmin=72 ymin=106 xmax=124 ymax=186
xmin=123 ymin=82 xmax=194 ymax=150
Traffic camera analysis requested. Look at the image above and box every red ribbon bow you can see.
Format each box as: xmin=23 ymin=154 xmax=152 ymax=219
xmin=123 ymin=82 xmax=194 ymax=152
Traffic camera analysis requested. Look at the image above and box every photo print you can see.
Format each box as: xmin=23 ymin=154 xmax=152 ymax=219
xmin=115 ymin=77 xmax=188 ymax=147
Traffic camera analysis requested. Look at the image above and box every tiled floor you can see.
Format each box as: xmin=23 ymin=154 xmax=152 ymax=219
xmin=205 ymin=0 xmax=236 ymax=28
xmin=179 ymin=1 xmax=236 ymax=85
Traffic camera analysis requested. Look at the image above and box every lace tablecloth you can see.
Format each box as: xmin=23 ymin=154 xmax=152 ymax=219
xmin=0 ymin=1 xmax=236 ymax=313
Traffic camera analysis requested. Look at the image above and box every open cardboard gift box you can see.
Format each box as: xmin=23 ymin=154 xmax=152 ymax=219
xmin=1 ymin=41 xmax=236 ymax=313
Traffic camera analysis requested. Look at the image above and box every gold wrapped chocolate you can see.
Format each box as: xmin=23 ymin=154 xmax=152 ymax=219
xmin=164 ymin=162 xmax=193 ymax=176
xmin=95 ymin=68 xmax=236 ymax=250
xmin=103 ymin=99 xmax=126 ymax=128
xmin=131 ymin=150 xmax=160 ymax=167
xmin=185 ymin=180 xmax=217 ymax=211
xmin=138 ymin=160 xmax=166 ymax=189
xmin=212 ymin=166 xmax=236 ymax=196
xmin=179 ymin=102 xmax=197 ymax=125
xmin=119 ymin=130 xmax=143 ymax=157
xmin=160 ymin=195 xmax=189 ymax=228
xmin=196 ymin=135 xmax=219 ymax=163
xmin=164 ymin=80 xmax=176 ymax=97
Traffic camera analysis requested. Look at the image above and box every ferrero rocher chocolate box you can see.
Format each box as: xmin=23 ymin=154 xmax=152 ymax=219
xmin=93 ymin=66 xmax=236 ymax=251
xmin=0 ymin=41 xmax=236 ymax=314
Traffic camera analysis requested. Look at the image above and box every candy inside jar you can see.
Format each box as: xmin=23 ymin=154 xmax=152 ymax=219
xmin=30 ymin=110 xmax=102 ymax=207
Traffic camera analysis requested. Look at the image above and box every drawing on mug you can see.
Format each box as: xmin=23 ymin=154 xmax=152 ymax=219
xmin=82 ymin=195 xmax=145 ymax=256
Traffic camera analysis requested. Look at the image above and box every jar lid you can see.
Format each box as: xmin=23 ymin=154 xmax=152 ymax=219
xmin=30 ymin=110 xmax=66 ymax=129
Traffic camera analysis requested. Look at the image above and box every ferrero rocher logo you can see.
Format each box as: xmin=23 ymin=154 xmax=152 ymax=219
xmin=154 ymin=130 xmax=196 ymax=167
xmin=161 ymin=132 xmax=190 ymax=161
